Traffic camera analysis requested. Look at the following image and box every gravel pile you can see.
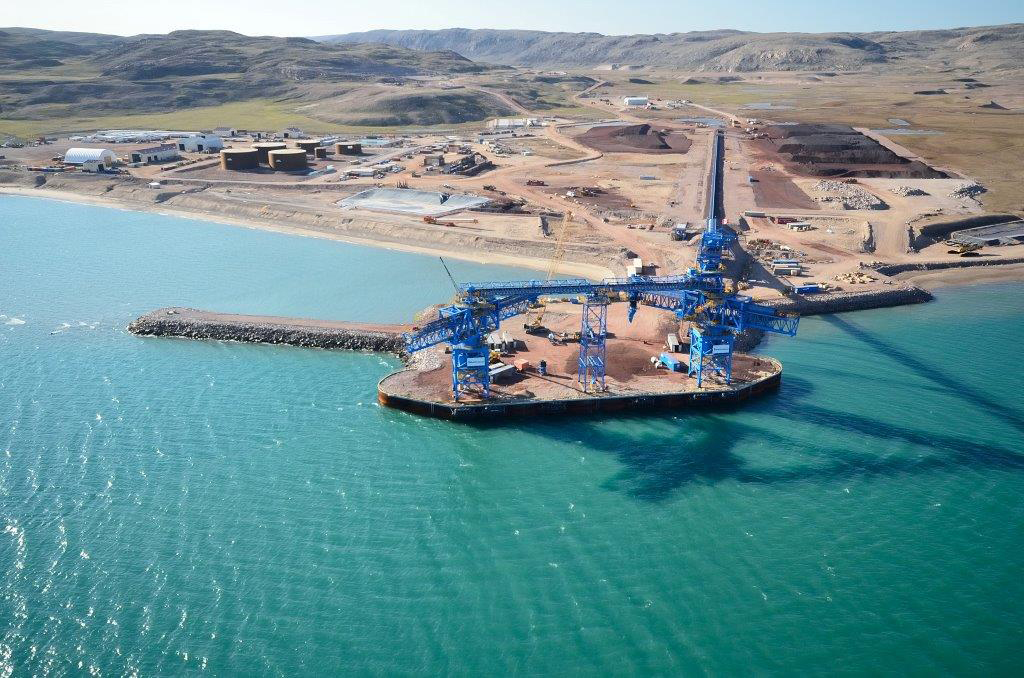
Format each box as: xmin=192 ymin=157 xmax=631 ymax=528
xmin=813 ymin=180 xmax=888 ymax=210
xmin=949 ymin=183 xmax=987 ymax=199
xmin=410 ymin=348 xmax=443 ymax=371
xmin=890 ymin=185 xmax=929 ymax=197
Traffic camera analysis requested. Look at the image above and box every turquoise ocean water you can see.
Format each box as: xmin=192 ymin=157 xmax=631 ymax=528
xmin=2 ymin=195 xmax=1023 ymax=675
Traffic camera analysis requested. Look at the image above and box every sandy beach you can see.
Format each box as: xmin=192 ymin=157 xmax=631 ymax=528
xmin=896 ymin=262 xmax=1024 ymax=289
xmin=4 ymin=183 xmax=1023 ymax=291
xmin=0 ymin=185 xmax=616 ymax=281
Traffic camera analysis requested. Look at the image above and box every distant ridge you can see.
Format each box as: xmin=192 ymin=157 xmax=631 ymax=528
xmin=316 ymin=25 xmax=1024 ymax=73
xmin=0 ymin=28 xmax=513 ymax=129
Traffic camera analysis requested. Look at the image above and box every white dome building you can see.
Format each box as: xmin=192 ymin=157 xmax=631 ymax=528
xmin=63 ymin=148 xmax=118 ymax=167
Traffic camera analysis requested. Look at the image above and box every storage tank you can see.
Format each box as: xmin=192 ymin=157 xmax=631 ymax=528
xmin=268 ymin=148 xmax=309 ymax=171
xmin=335 ymin=142 xmax=362 ymax=155
xmin=252 ymin=142 xmax=287 ymax=164
xmin=295 ymin=139 xmax=323 ymax=155
xmin=219 ymin=148 xmax=260 ymax=170
xmin=314 ymin=146 xmax=328 ymax=159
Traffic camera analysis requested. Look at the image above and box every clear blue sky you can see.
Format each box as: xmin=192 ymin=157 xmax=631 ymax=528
xmin=6 ymin=0 xmax=1022 ymax=36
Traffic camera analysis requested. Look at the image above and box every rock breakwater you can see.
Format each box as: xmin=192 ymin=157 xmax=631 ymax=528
xmin=766 ymin=284 xmax=932 ymax=315
xmin=128 ymin=307 xmax=407 ymax=354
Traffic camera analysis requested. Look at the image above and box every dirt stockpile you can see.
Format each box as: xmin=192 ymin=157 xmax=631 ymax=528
xmin=813 ymin=180 xmax=888 ymax=210
xmin=890 ymin=185 xmax=929 ymax=197
xmin=758 ymin=124 xmax=947 ymax=179
xmin=749 ymin=170 xmax=819 ymax=210
xmin=578 ymin=124 xmax=691 ymax=154
xmin=949 ymin=183 xmax=987 ymax=200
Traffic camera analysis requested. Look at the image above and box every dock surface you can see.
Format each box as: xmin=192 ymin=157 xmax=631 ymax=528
xmin=378 ymin=355 xmax=784 ymax=420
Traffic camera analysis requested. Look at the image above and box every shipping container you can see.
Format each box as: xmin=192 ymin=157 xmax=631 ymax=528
xmin=659 ymin=352 xmax=684 ymax=372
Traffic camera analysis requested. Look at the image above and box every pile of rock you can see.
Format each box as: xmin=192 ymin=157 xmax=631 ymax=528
xmin=834 ymin=271 xmax=878 ymax=285
xmin=890 ymin=185 xmax=929 ymax=197
xmin=410 ymin=348 xmax=443 ymax=372
xmin=128 ymin=308 xmax=406 ymax=354
xmin=813 ymin=180 xmax=888 ymax=210
xmin=949 ymin=183 xmax=986 ymax=199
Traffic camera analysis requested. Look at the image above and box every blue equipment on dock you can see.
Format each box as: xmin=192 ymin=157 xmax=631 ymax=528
xmin=659 ymin=352 xmax=684 ymax=372
xmin=401 ymin=129 xmax=800 ymax=399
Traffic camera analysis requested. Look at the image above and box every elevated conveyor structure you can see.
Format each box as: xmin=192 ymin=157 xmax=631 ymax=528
xmin=401 ymin=129 xmax=800 ymax=400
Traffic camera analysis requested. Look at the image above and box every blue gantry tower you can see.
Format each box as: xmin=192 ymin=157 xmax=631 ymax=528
xmin=401 ymin=130 xmax=799 ymax=400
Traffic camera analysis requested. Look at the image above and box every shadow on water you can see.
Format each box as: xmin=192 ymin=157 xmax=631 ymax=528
xmin=820 ymin=315 xmax=1024 ymax=433
xmin=475 ymin=374 xmax=1024 ymax=502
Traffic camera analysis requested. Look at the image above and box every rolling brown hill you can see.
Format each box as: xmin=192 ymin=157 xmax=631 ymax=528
xmin=317 ymin=25 xmax=1024 ymax=73
xmin=0 ymin=29 xmax=513 ymax=130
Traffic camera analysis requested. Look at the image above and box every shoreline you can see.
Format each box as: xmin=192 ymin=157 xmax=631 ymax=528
xmin=4 ymin=185 xmax=1023 ymax=291
xmin=0 ymin=186 xmax=615 ymax=280
xmin=895 ymin=262 xmax=1024 ymax=289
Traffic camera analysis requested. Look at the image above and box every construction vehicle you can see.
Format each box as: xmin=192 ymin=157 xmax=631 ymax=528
xmin=523 ymin=211 xmax=574 ymax=335
xmin=946 ymin=241 xmax=983 ymax=256
xmin=402 ymin=129 xmax=800 ymax=400
xmin=526 ymin=179 xmax=546 ymax=186
xmin=423 ymin=216 xmax=457 ymax=227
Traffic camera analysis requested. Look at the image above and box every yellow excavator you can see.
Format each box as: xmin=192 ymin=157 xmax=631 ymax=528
xmin=946 ymin=240 xmax=983 ymax=257
xmin=524 ymin=211 xmax=574 ymax=335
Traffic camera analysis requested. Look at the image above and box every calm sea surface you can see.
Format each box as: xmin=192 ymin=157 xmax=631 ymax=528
xmin=2 ymin=195 xmax=1022 ymax=675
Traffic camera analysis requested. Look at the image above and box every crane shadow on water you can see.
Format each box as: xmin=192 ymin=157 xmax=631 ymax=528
xmin=489 ymin=373 xmax=1024 ymax=502
xmin=820 ymin=314 xmax=1024 ymax=433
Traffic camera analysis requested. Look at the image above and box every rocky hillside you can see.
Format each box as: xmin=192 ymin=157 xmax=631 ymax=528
xmin=0 ymin=28 xmax=508 ymax=126
xmin=318 ymin=24 xmax=1024 ymax=73
xmin=0 ymin=28 xmax=494 ymax=75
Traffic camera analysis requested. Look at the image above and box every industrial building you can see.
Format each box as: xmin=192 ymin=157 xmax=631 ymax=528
xmin=951 ymin=220 xmax=1024 ymax=246
xmin=62 ymin=148 xmax=117 ymax=167
xmin=212 ymin=127 xmax=237 ymax=138
xmin=335 ymin=142 xmax=362 ymax=155
xmin=281 ymin=127 xmax=305 ymax=139
xmin=252 ymin=142 xmax=287 ymax=164
xmin=487 ymin=118 xmax=541 ymax=130
xmin=295 ymin=139 xmax=324 ymax=154
xmin=129 ymin=144 xmax=179 ymax=164
xmin=176 ymin=134 xmax=224 ymax=153
xmin=267 ymin=148 xmax=308 ymax=171
xmin=70 ymin=129 xmax=189 ymax=143
xmin=220 ymin=148 xmax=260 ymax=170
xmin=623 ymin=96 xmax=649 ymax=107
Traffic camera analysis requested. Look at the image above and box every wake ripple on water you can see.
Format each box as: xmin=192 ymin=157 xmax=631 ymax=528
xmin=1 ymin=197 xmax=1023 ymax=675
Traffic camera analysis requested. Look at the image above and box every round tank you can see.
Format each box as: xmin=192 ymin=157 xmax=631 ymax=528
xmin=314 ymin=146 xmax=328 ymax=159
xmin=252 ymin=142 xmax=287 ymax=164
xmin=220 ymin=148 xmax=260 ymax=170
xmin=268 ymin=148 xmax=309 ymax=171
xmin=335 ymin=142 xmax=362 ymax=155
xmin=295 ymin=139 xmax=322 ymax=154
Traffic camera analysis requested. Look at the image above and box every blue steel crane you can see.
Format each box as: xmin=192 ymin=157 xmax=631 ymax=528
xmin=403 ymin=272 xmax=723 ymax=400
xmin=401 ymin=130 xmax=799 ymax=400
xmin=643 ymin=129 xmax=799 ymax=386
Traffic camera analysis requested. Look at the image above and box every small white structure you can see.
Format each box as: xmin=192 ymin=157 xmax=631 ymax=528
xmin=346 ymin=168 xmax=379 ymax=178
xmin=82 ymin=160 xmax=107 ymax=172
xmin=487 ymin=117 xmax=541 ymax=130
xmin=63 ymin=147 xmax=117 ymax=167
xmin=623 ymin=96 xmax=649 ymax=107
xmin=281 ymin=127 xmax=305 ymax=139
xmin=212 ymin=127 xmax=237 ymax=138
xmin=130 ymin=144 xmax=179 ymax=164
xmin=176 ymin=134 xmax=224 ymax=153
